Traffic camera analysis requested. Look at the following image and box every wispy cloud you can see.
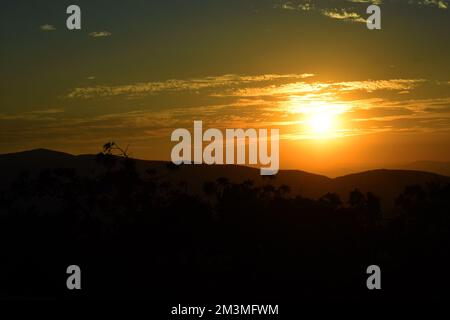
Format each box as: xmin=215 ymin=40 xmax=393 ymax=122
xmin=275 ymin=1 xmax=366 ymax=23
xmin=347 ymin=0 xmax=382 ymax=4
xmin=418 ymin=0 xmax=448 ymax=9
xmin=62 ymin=74 xmax=443 ymax=139
xmin=89 ymin=31 xmax=112 ymax=38
xmin=332 ymin=79 xmax=426 ymax=92
xmin=320 ymin=8 xmax=366 ymax=23
xmin=40 ymin=24 xmax=56 ymax=31
xmin=275 ymin=0 xmax=448 ymax=24
xmin=66 ymin=74 xmax=314 ymax=99
xmin=217 ymin=79 xmax=426 ymax=98
xmin=276 ymin=1 xmax=314 ymax=11
xmin=3 ymin=74 xmax=449 ymax=148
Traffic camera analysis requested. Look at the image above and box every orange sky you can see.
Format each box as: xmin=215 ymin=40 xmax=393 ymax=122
xmin=1 ymin=1 xmax=449 ymax=175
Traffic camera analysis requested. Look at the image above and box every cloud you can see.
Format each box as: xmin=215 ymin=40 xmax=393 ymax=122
xmin=320 ymin=8 xmax=366 ymax=23
xmin=418 ymin=0 xmax=448 ymax=9
xmin=40 ymin=24 xmax=56 ymax=31
xmin=347 ymin=0 xmax=382 ymax=4
xmin=275 ymin=1 xmax=366 ymax=23
xmin=279 ymin=2 xmax=298 ymax=10
xmin=276 ymin=1 xmax=314 ymax=11
xmin=89 ymin=31 xmax=112 ymax=38
xmin=275 ymin=0 xmax=448 ymax=26
xmin=63 ymin=73 xmax=445 ymax=139
xmin=66 ymin=74 xmax=315 ymax=99
xmin=332 ymin=79 xmax=426 ymax=92
xmin=218 ymin=79 xmax=426 ymax=98
xmin=4 ymin=73 xmax=449 ymax=149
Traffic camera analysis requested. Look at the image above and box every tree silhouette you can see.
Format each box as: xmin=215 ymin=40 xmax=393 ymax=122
xmin=348 ymin=188 xmax=365 ymax=208
xmin=319 ymin=192 xmax=342 ymax=210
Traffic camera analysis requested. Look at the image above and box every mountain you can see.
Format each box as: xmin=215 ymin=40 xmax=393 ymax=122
xmin=396 ymin=160 xmax=450 ymax=177
xmin=1 ymin=149 xmax=449 ymax=214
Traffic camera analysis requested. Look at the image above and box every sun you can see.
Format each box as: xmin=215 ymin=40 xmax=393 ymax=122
xmin=287 ymin=98 xmax=349 ymax=139
xmin=301 ymin=102 xmax=343 ymax=138
xmin=308 ymin=112 xmax=334 ymax=135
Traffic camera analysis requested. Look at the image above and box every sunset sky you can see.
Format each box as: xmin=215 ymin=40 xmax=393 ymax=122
xmin=1 ymin=0 xmax=449 ymax=175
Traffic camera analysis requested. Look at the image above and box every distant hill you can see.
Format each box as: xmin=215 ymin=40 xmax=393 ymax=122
xmin=1 ymin=149 xmax=449 ymax=214
xmin=395 ymin=160 xmax=450 ymax=177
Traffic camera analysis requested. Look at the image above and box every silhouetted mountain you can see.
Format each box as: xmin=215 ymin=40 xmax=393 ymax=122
xmin=1 ymin=149 xmax=448 ymax=213
xmin=395 ymin=160 xmax=450 ymax=177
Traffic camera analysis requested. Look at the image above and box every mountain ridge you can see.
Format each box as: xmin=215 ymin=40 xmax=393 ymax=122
xmin=1 ymin=148 xmax=449 ymax=214
xmin=2 ymin=148 xmax=449 ymax=178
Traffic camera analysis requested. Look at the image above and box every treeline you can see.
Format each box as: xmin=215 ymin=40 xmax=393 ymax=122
xmin=0 ymin=144 xmax=449 ymax=299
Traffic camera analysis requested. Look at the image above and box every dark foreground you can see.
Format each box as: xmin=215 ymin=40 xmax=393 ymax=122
xmin=1 ymin=148 xmax=449 ymax=301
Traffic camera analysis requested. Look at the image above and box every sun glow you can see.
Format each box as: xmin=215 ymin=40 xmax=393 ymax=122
xmin=287 ymin=98 xmax=350 ymax=139
xmin=308 ymin=112 xmax=335 ymax=135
